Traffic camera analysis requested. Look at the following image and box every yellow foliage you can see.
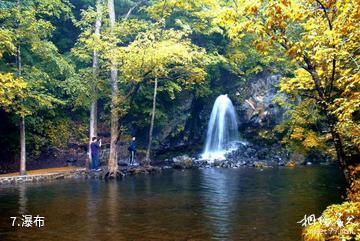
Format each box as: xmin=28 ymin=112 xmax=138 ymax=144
xmin=0 ymin=72 xmax=27 ymax=110
xmin=303 ymin=201 xmax=360 ymax=241
xmin=291 ymin=127 xmax=305 ymax=140
xmin=280 ymin=69 xmax=315 ymax=94
xmin=303 ymin=132 xmax=320 ymax=148
xmin=119 ymin=28 xmax=209 ymax=87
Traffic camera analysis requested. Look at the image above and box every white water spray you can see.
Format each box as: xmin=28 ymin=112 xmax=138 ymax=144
xmin=202 ymin=94 xmax=239 ymax=161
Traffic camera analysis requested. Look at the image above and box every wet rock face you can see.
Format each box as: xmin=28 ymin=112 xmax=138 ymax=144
xmin=154 ymin=92 xmax=194 ymax=149
xmin=223 ymin=142 xmax=289 ymax=166
xmin=232 ymin=72 xmax=286 ymax=138
xmin=143 ymin=91 xmax=205 ymax=154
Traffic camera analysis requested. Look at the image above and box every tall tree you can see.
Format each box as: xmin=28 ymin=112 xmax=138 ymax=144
xmin=16 ymin=0 xmax=26 ymax=175
xmin=88 ymin=0 xmax=103 ymax=169
xmin=107 ymin=0 xmax=119 ymax=176
xmin=145 ymin=76 xmax=158 ymax=164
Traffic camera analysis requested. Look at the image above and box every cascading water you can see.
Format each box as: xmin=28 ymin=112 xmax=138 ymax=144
xmin=202 ymin=94 xmax=239 ymax=161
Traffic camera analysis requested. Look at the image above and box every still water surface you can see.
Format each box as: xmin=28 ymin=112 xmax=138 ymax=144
xmin=0 ymin=166 xmax=345 ymax=241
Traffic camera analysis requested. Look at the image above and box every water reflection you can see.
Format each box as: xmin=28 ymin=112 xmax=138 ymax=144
xmin=18 ymin=184 xmax=27 ymax=215
xmin=86 ymin=180 xmax=100 ymax=240
xmin=200 ymin=168 xmax=238 ymax=240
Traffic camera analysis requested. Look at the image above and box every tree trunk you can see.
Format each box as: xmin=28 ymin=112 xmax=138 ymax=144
xmin=89 ymin=100 xmax=97 ymax=168
xmin=16 ymin=0 xmax=26 ymax=174
xmin=145 ymin=77 xmax=158 ymax=165
xmin=88 ymin=0 xmax=102 ymax=169
xmin=327 ymin=115 xmax=351 ymax=186
xmin=331 ymin=131 xmax=350 ymax=182
xmin=107 ymin=0 xmax=119 ymax=176
xmin=20 ymin=116 xmax=26 ymax=175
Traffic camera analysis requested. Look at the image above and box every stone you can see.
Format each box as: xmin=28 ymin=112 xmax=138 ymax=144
xmin=289 ymin=152 xmax=306 ymax=165
xmin=172 ymin=155 xmax=193 ymax=169
xmin=286 ymin=160 xmax=297 ymax=167
xmin=253 ymin=161 xmax=268 ymax=168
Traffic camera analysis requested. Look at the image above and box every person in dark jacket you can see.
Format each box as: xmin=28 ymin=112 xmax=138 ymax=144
xmin=90 ymin=137 xmax=102 ymax=170
xmin=128 ymin=137 xmax=137 ymax=165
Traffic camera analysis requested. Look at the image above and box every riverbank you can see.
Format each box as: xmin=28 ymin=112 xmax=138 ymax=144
xmin=0 ymin=155 xmax=333 ymax=186
xmin=0 ymin=165 xmax=162 ymax=185
xmin=0 ymin=167 xmax=87 ymax=185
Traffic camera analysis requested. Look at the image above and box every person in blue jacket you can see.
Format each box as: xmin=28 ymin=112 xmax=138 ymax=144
xmin=128 ymin=137 xmax=137 ymax=165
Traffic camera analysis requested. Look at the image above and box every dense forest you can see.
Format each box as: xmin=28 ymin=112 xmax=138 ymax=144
xmin=0 ymin=0 xmax=359 ymax=239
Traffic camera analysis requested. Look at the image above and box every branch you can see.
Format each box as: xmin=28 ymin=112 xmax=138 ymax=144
xmin=301 ymin=92 xmax=322 ymax=102
xmin=124 ymin=0 xmax=147 ymax=20
xmin=128 ymin=83 xmax=141 ymax=105
xmin=126 ymin=69 xmax=153 ymax=102
xmin=124 ymin=84 xmax=138 ymax=99
xmin=302 ymin=55 xmax=326 ymax=100
xmin=315 ymin=0 xmax=332 ymax=30
xmin=315 ymin=0 xmax=337 ymax=99
xmin=329 ymin=54 xmax=336 ymax=99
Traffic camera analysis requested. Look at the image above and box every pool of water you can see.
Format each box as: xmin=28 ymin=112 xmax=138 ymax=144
xmin=0 ymin=166 xmax=346 ymax=241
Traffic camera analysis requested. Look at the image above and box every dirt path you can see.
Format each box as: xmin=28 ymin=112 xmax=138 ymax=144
xmin=0 ymin=166 xmax=84 ymax=177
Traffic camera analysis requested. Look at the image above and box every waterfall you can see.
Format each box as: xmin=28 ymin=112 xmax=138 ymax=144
xmin=202 ymin=94 xmax=239 ymax=161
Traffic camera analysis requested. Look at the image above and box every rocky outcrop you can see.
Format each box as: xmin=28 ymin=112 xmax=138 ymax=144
xmin=167 ymin=141 xmax=304 ymax=169
xmin=223 ymin=142 xmax=289 ymax=166
xmin=232 ymin=72 xmax=286 ymax=139
xmin=127 ymin=91 xmax=201 ymax=154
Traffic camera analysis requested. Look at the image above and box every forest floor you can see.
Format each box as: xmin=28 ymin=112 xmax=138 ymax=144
xmin=0 ymin=166 xmax=83 ymax=177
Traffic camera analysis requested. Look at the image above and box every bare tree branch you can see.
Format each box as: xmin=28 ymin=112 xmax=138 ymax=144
xmin=124 ymin=0 xmax=147 ymax=20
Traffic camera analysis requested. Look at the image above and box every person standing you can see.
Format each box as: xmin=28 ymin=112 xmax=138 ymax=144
xmin=128 ymin=137 xmax=137 ymax=165
xmin=90 ymin=137 xmax=102 ymax=171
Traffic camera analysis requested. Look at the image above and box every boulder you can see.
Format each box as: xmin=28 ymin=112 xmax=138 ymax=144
xmin=286 ymin=160 xmax=297 ymax=167
xmin=172 ymin=155 xmax=193 ymax=169
xmin=290 ymin=152 xmax=306 ymax=165
xmin=253 ymin=161 xmax=269 ymax=168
